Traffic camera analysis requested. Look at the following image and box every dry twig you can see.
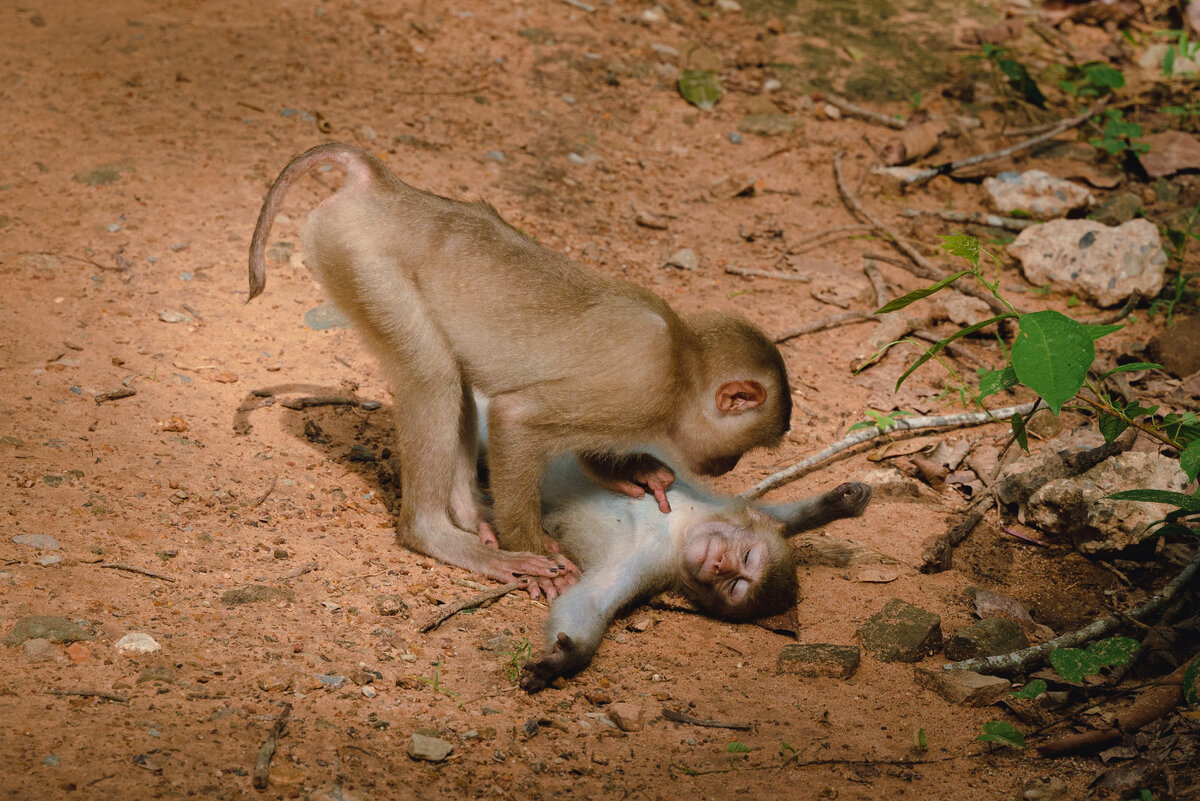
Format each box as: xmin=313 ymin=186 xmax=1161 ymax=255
xmin=662 ymin=708 xmax=751 ymax=731
xmin=774 ymin=311 xmax=872 ymax=343
xmin=253 ymin=702 xmax=292 ymax=790
xmin=724 ymin=266 xmax=811 ymax=283
xmin=818 ymin=94 xmax=907 ymax=130
xmin=419 ymin=581 xmax=523 ymax=633
xmin=49 ymin=689 xmax=129 ymax=703
xmin=99 ymin=563 xmax=176 ymax=582
xmin=899 ymin=208 xmax=1036 ymax=232
xmin=863 ymin=262 xmax=888 ymax=309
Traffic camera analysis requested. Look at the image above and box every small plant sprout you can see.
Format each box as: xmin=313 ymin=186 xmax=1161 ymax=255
xmin=501 ymin=637 xmax=533 ymax=685
xmin=977 ymin=720 xmax=1026 ymax=749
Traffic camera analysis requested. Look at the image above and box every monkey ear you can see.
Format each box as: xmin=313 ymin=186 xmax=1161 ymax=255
xmin=715 ymin=380 xmax=766 ymax=414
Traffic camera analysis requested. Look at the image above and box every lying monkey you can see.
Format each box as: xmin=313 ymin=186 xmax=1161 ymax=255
xmin=249 ymin=144 xmax=792 ymax=593
xmin=468 ymin=403 xmax=871 ymax=691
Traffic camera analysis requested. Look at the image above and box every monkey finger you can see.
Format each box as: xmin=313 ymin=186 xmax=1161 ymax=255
xmin=648 ymin=483 xmax=672 ymax=514
xmin=478 ymin=520 xmax=499 ymax=548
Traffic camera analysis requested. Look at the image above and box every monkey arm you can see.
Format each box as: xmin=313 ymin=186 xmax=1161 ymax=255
xmin=757 ymin=482 xmax=872 ymax=534
xmin=576 ymin=452 xmax=675 ymax=513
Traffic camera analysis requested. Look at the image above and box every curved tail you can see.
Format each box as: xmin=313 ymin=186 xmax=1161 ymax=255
xmin=247 ymin=142 xmax=373 ymax=301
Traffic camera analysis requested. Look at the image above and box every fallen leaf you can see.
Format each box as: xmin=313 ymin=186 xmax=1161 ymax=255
xmin=857 ymin=566 xmax=901 ymax=583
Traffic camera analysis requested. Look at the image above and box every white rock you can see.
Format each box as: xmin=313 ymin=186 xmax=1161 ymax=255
xmin=114 ymin=632 xmax=162 ymax=654
xmin=664 ymin=248 xmax=699 ymax=271
xmin=1008 ymin=218 xmax=1167 ymax=307
xmin=983 ymin=170 xmax=1093 ymax=219
xmin=407 ymin=733 xmax=453 ymax=762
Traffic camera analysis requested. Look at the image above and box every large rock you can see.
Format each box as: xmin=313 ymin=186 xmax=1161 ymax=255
xmin=857 ymin=599 xmax=942 ymax=663
xmin=914 ymin=668 xmax=1011 ymax=706
xmin=1008 ymin=218 xmax=1167 ymax=307
xmin=1139 ymin=131 xmax=1200 ymax=178
xmin=983 ymin=170 xmax=1093 ymax=219
xmin=944 ymin=618 xmax=1028 ymax=661
xmin=4 ymin=615 xmax=93 ymax=646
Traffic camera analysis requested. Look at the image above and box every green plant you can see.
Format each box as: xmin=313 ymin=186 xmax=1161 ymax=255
xmin=976 ymin=720 xmax=1025 ymax=749
xmin=1058 ymin=61 xmax=1125 ymax=98
xmin=726 ymin=741 xmax=751 ymax=754
xmin=501 ymin=637 xmax=533 ymax=685
xmin=1009 ymin=679 xmax=1047 ymax=699
xmin=1048 ymin=635 xmax=1139 ymax=682
xmin=1089 ymin=109 xmax=1148 ymax=158
xmin=847 ymin=409 xmax=914 ymax=432
xmin=417 ymin=661 xmax=459 ymax=698
xmin=978 ymin=45 xmax=1046 ymax=108
xmin=1161 ymin=29 xmax=1200 ymax=76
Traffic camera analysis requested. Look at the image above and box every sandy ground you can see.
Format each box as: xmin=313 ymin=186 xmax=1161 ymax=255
xmin=2 ymin=1 xmax=1197 ymax=799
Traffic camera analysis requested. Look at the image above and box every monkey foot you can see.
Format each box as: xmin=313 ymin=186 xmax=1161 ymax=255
xmin=826 ymin=482 xmax=872 ymax=517
xmin=521 ymin=632 xmax=588 ymax=692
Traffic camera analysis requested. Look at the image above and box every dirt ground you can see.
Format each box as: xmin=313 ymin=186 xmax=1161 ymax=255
xmin=2 ymin=1 xmax=1198 ymax=799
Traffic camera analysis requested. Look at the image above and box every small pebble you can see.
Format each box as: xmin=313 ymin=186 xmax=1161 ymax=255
xmin=107 ymin=223 xmax=121 ymax=233
xmin=114 ymin=632 xmax=161 ymax=655
xmin=727 ymin=132 xmax=743 ymax=144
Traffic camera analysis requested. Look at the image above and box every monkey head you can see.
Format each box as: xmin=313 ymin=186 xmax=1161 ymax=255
xmin=676 ymin=507 xmax=797 ymax=622
xmin=671 ymin=312 xmax=792 ymax=477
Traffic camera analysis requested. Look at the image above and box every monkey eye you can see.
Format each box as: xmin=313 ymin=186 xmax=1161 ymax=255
xmin=729 ymin=578 xmax=748 ymax=602
xmin=743 ymin=548 xmax=752 ymax=565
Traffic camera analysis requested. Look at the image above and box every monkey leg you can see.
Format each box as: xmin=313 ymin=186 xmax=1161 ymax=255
xmin=485 ymin=395 xmax=553 ymax=554
xmin=448 ymin=381 xmax=481 ymax=532
xmin=759 ymin=481 xmax=873 ymax=534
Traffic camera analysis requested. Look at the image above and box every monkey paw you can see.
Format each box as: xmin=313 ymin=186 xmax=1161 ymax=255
xmin=826 ymin=482 xmax=872 ymax=518
xmin=520 ymin=632 xmax=591 ymax=692
xmin=580 ymin=452 xmax=675 ymax=513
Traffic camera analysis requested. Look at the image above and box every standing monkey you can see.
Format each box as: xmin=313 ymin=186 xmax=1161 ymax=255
xmin=248 ymin=143 xmax=792 ymax=587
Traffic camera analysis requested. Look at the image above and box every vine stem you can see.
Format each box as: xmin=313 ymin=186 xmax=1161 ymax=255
xmin=1073 ymin=392 xmax=1182 ymax=452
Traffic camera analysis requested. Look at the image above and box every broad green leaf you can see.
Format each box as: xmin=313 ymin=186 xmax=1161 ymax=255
xmin=678 ymin=70 xmax=723 ymax=110
xmin=1011 ymin=411 xmax=1029 ymax=451
xmin=1100 ymin=361 xmax=1162 ymax=379
xmin=896 ymin=314 xmax=1016 ymax=391
xmin=726 ymin=741 xmax=751 ymax=753
xmin=1185 ymin=654 xmax=1200 ymax=706
xmin=1123 ymin=400 xmax=1160 ymax=418
xmin=875 ymin=270 xmax=974 ymax=314
xmin=1082 ymin=62 xmax=1125 ymax=91
xmin=939 ymin=235 xmax=980 ymax=267
xmin=976 ymin=720 xmax=1026 ymax=749
xmin=997 ymin=58 xmax=1046 ymax=108
xmin=1098 ymin=412 xmax=1129 ymax=444
xmin=978 ymin=366 xmax=1018 ymax=401
xmin=1010 ymin=679 xmax=1047 ymax=700
xmin=1108 ymin=489 xmax=1200 ymax=512
xmin=1086 ymin=323 xmax=1124 ymax=341
xmin=1011 ymin=311 xmax=1097 ymax=413
xmin=1086 ymin=635 xmax=1139 ymax=668
xmin=1182 ymin=440 xmax=1200 ymax=482
xmin=1049 ymin=647 xmax=1089 ymax=682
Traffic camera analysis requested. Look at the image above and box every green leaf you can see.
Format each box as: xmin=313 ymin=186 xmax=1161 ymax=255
xmin=914 ymin=728 xmax=927 ymax=749
xmin=939 ymin=235 xmax=980 ymax=267
xmin=875 ymin=270 xmax=974 ymax=314
xmin=1051 ymin=636 xmax=1141 ymax=681
xmin=727 ymin=741 xmax=751 ymax=754
xmin=1184 ymin=654 xmax=1200 ymax=706
xmin=976 ymin=720 xmax=1026 ymax=749
xmin=1108 ymin=489 xmax=1200 ymax=512
xmin=896 ymin=314 xmax=1017 ymax=391
xmin=1100 ymin=362 xmax=1163 ymax=380
xmin=1082 ymin=62 xmax=1125 ymax=91
xmin=1049 ymin=648 xmax=1090 ymax=682
xmin=1011 ymin=410 xmax=1029 ymax=451
xmin=1010 ymin=679 xmax=1047 ymax=700
xmin=978 ymin=366 xmax=1018 ymax=401
xmin=1181 ymin=440 xmax=1200 ymax=483
xmin=1098 ymin=412 xmax=1129 ymax=444
xmin=678 ymin=70 xmax=723 ymax=110
xmin=1086 ymin=323 xmax=1124 ymax=341
xmin=1087 ymin=635 xmax=1139 ymax=668
xmin=1011 ymin=310 xmax=1098 ymax=414
xmin=996 ymin=58 xmax=1046 ymax=108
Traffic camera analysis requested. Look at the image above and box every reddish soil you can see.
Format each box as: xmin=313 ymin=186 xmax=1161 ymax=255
xmin=1 ymin=2 xmax=1196 ymax=800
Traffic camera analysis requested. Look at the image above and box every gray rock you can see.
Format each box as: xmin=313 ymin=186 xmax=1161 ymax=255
xmin=375 ymin=594 xmax=410 ymax=618
xmin=219 ymin=585 xmax=295 ymax=607
xmin=3 ymin=615 xmax=93 ymax=646
xmin=35 ymin=555 xmax=62 ymax=566
xmin=983 ymin=170 xmax=1093 ymax=219
xmin=944 ymin=618 xmax=1028 ymax=661
xmin=996 ymin=427 xmax=1103 ymax=507
xmin=158 ymin=310 xmax=193 ymax=324
xmin=857 ymin=599 xmax=942 ymax=663
xmin=12 ymin=533 xmax=59 ymax=550
xmin=407 ymin=733 xmax=453 ymax=762
xmin=303 ymin=303 xmax=352 ymax=331
xmin=1025 ymin=450 xmax=1188 ymax=551
xmin=776 ymin=643 xmax=860 ymax=679
xmin=737 ymin=113 xmax=799 ymax=136
xmin=347 ymin=444 xmax=376 ymax=463
xmin=914 ymin=668 xmax=1011 ymax=706
xmin=1008 ymin=218 xmax=1167 ymax=307
xmin=607 ymin=702 xmax=645 ymax=732
xmin=22 ymin=638 xmax=62 ymax=664
xmin=315 ymin=673 xmax=346 ymax=690
xmin=664 ymin=248 xmax=699 ymax=271
xmin=1091 ymin=192 xmax=1142 ymax=226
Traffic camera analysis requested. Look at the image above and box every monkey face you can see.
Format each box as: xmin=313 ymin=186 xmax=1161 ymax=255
xmin=680 ymin=521 xmax=770 ymax=610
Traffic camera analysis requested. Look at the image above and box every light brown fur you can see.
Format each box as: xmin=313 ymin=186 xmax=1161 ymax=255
xmin=248 ymin=143 xmax=791 ymax=583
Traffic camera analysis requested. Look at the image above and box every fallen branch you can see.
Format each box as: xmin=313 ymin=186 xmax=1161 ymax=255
xmin=252 ymin=702 xmax=292 ymax=790
xmin=98 ymin=563 xmax=176 ymax=582
xmin=863 ymin=262 xmax=888 ymax=309
xmin=280 ymin=396 xmax=360 ymax=410
xmin=742 ymin=402 xmax=1037 ymax=498
xmin=49 ymin=688 xmax=129 ymax=703
xmin=724 ymin=266 xmax=811 ymax=283
xmin=662 ymin=707 xmax=751 ymax=731
xmin=900 ymin=97 xmax=1109 ymax=188
xmin=249 ymin=475 xmax=278 ymax=509
xmin=773 ymin=311 xmax=872 ymax=343
xmin=945 ymin=546 xmax=1200 ymax=675
xmin=899 ymin=208 xmax=1035 ymax=232
xmin=818 ymin=94 xmax=906 ymax=130
xmin=918 ymin=495 xmax=995 ymax=573
xmin=833 ymin=152 xmax=1014 ymax=317
xmin=1036 ymin=655 xmax=1194 ymax=756
xmin=418 ymin=581 xmax=523 ymax=633
xmin=1090 ymin=291 xmax=1141 ymax=326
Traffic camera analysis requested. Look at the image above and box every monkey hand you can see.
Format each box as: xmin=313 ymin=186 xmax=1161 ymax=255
xmin=520 ymin=632 xmax=592 ymax=692
xmin=579 ymin=452 xmax=675 ymax=513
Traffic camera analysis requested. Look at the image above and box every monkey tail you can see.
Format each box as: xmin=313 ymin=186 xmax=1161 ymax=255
xmin=247 ymin=142 xmax=373 ymax=302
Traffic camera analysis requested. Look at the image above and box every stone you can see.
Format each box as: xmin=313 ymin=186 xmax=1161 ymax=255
xmin=1148 ymin=315 xmax=1200 ymax=377
xmin=1091 ymin=192 xmax=1142 ymax=226
xmin=12 ymin=533 xmax=59 ymax=550
xmin=3 ymin=615 xmax=93 ymax=646
xmin=995 ymin=427 xmax=1102 ymax=507
xmin=220 ymin=585 xmax=295 ymax=606
xmin=1140 ymin=130 xmax=1200 ymax=178
xmin=944 ymin=618 xmax=1028 ymax=661
xmin=1021 ymin=776 xmax=1071 ymax=801
xmin=407 ymin=733 xmax=453 ymax=762
xmin=870 ymin=165 xmax=927 ymax=193
xmin=303 ymin=303 xmax=352 ymax=331
xmin=607 ymin=702 xmax=645 ymax=732
xmin=375 ymin=594 xmax=410 ymax=618
xmin=913 ymin=668 xmax=1011 ymax=706
xmin=315 ymin=673 xmax=346 ymax=690
xmin=856 ymin=599 xmax=942 ymax=663
xmin=664 ymin=248 xmax=699 ymax=271
xmin=1008 ymin=218 xmax=1167 ymax=307
xmin=22 ymin=638 xmax=62 ymax=664
xmin=736 ymin=113 xmax=798 ymax=136
xmin=65 ymin=642 xmax=92 ymax=664
xmin=776 ymin=644 xmax=861 ymax=679
xmin=114 ymin=632 xmax=162 ymax=655
xmin=158 ymin=310 xmax=192 ymax=324
xmin=1024 ymin=451 xmax=1188 ymax=552
xmin=73 ymin=164 xmax=134 ymax=186
xmin=983 ymin=170 xmax=1093 ymax=219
